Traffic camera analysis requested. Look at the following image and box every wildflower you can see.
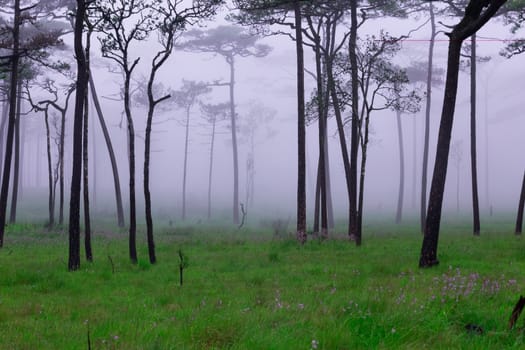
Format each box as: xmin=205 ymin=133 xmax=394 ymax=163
xmin=311 ymin=339 xmax=319 ymax=349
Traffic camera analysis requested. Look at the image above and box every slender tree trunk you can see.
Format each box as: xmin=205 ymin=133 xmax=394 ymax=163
xmin=313 ymin=160 xmax=321 ymax=234
xmin=324 ymin=132 xmax=334 ymax=230
xmin=89 ymin=76 xmax=125 ymax=227
xmin=69 ymin=0 xmax=88 ymax=271
xmin=421 ymin=2 xmax=436 ymax=234
xmin=228 ymin=58 xmax=240 ymax=225
xmin=349 ymin=0 xmax=360 ymax=245
xmin=44 ymin=110 xmax=54 ymax=227
xmin=412 ymin=115 xmax=417 ymax=209
xmin=0 ymin=0 xmax=20 ymax=247
xmin=515 ymin=170 xmax=525 ymax=235
xmin=207 ymin=115 xmax=216 ymax=220
xmin=314 ymin=42 xmax=327 ymax=238
xmin=419 ymin=38 xmax=463 ymax=268
xmin=19 ymin=110 xmax=25 ymax=197
xmin=83 ymin=41 xmax=92 ymax=261
xmin=327 ymin=51 xmax=351 ymax=236
xmin=357 ymin=113 xmax=371 ymax=236
xmin=9 ymin=82 xmax=22 ymax=224
xmin=125 ymin=70 xmax=137 ymax=264
xmin=396 ymin=111 xmax=405 ymax=224
xmin=456 ymin=162 xmax=460 ymax=213
xmin=182 ymin=106 xmax=190 ymax=221
xmin=91 ymin=94 xmax=97 ymax=210
xmin=59 ymin=108 xmax=65 ymax=225
xmin=294 ymin=0 xmax=307 ymax=243
xmin=0 ymin=95 xmax=9 ymax=179
xmin=470 ymin=33 xmax=480 ymax=235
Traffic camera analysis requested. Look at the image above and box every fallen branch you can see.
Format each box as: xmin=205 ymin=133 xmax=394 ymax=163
xmin=509 ymin=295 xmax=525 ymax=330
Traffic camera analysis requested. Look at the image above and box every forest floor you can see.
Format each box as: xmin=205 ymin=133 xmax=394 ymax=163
xmin=1 ymin=219 xmax=525 ymax=349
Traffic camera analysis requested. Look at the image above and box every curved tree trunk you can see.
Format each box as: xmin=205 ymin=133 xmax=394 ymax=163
xmin=470 ymin=33 xmax=480 ymax=236
xmin=125 ymin=71 xmax=137 ymax=264
xmin=0 ymin=0 xmax=21 ymax=247
xmin=515 ymin=170 xmax=525 ymax=235
xmin=419 ymin=38 xmax=463 ymax=268
xmin=68 ymin=0 xmax=88 ymax=271
xmin=396 ymin=111 xmax=405 ymax=224
xmin=294 ymin=0 xmax=307 ymax=243
xmin=419 ymin=0 xmax=505 ymax=268
xmin=89 ymin=76 xmax=125 ymax=227
xmin=421 ymin=2 xmax=436 ymax=234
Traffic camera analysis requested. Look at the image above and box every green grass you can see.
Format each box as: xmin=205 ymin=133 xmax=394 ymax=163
xmin=1 ymin=222 xmax=525 ymax=349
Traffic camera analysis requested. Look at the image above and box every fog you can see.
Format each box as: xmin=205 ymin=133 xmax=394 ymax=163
xmin=13 ymin=7 xmax=525 ymax=228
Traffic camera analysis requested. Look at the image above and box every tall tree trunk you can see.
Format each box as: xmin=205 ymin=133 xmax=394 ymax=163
xmin=421 ymin=2 xmax=436 ymax=234
xmin=515 ymin=170 xmax=525 ymax=235
xmin=83 ymin=38 xmax=92 ymax=262
xmin=326 ymin=50 xmax=351 ymax=238
xmin=0 ymin=0 xmax=20 ymax=247
xmin=418 ymin=0 xmax=505 ymax=268
xmin=314 ymin=42 xmax=327 ymax=238
xmin=45 ymin=109 xmax=54 ymax=227
xmin=419 ymin=39 xmax=463 ymax=268
xmin=182 ymin=106 xmax=190 ymax=221
xmin=349 ymin=0 xmax=360 ymax=245
xmin=59 ymin=108 xmax=65 ymax=225
xmin=91 ymin=94 xmax=97 ymax=210
xmin=125 ymin=68 xmax=137 ymax=264
xmin=89 ymin=76 xmax=125 ymax=227
xmin=69 ymin=0 xmax=88 ymax=271
xmin=9 ymin=82 xmax=22 ymax=224
xmin=357 ymin=113 xmax=371 ymax=236
xmin=470 ymin=33 xmax=480 ymax=235
xmin=324 ymin=132 xmax=334 ymax=229
xmin=396 ymin=111 xmax=405 ymax=224
xmin=294 ymin=0 xmax=307 ymax=244
xmin=228 ymin=58 xmax=240 ymax=225
xmin=207 ymin=115 xmax=216 ymax=220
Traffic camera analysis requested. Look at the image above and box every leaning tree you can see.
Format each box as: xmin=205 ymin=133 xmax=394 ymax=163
xmin=419 ymin=0 xmax=507 ymax=268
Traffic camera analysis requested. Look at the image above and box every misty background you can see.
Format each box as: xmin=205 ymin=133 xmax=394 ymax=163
xmin=12 ymin=6 xmax=525 ymax=227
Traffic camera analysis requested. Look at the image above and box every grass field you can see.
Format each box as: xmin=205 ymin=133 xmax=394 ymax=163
xmin=1 ymin=220 xmax=525 ymax=349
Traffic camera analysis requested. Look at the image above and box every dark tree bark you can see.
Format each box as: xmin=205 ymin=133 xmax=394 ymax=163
xmin=395 ymin=111 xmax=405 ymax=224
xmin=349 ymin=0 xmax=360 ymax=245
xmin=313 ymin=40 xmax=327 ymax=238
xmin=125 ymin=64 xmax=138 ymax=265
xmin=69 ymin=0 xmax=88 ymax=271
xmin=83 ymin=89 xmax=92 ymax=262
xmin=419 ymin=0 xmax=506 ymax=268
xmin=421 ymin=2 xmax=436 ymax=234
xmin=294 ymin=0 xmax=307 ymax=244
xmin=9 ymin=81 xmax=22 ymax=224
xmin=0 ymin=0 xmax=21 ymax=248
xmin=0 ymin=95 xmax=9 ymax=178
xmin=515 ymin=170 xmax=525 ymax=234
xmin=89 ymin=76 xmax=125 ymax=227
xmin=470 ymin=33 xmax=481 ymax=235
xmin=83 ymin=33 xmax=92 ymax=262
